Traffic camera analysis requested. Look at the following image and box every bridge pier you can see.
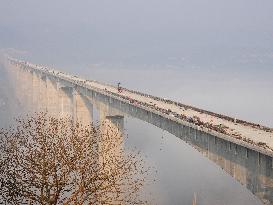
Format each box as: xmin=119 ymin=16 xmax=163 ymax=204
xmin=95 ymin=95 xmax=124 ymax=125
xmin=72 ymin=89 xmax=93 ymax=125
xmin=17 ymin=68 xmax=27 ymax=107
xmin=32 ymin=71 xmax=41 ymax=110
xmin=46 ymin=76 xmax=60 ymax=116
xmin=39 ymin=75 xmax=48 ymax=112
xmin=105 ymin=115 xmax=124 ymax=134
xmin=13 ymin=64 xmax=24 ymax=106
xmin=58 ymin=86 xmax=73 ymax=118
xmin=14 ymin=68 xmax=33 ymax=112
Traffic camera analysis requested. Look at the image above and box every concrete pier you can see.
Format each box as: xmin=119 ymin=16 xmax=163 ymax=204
xmin=46 ymin=77 xmax=59 ymax=116
xmin=73 ymin=90 xmax=93 ymax=125
xmin=32 ymin=72 xmax=40 ymax=109
xmin=58 ymin=86 xmax=73 ymax=117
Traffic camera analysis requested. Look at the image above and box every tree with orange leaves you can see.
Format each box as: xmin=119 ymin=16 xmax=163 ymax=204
xmin=0 ymin=113 xmax=153 ymax=205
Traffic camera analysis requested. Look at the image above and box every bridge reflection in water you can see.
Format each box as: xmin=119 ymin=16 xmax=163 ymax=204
xmin=5 ymin=61 xmax=273 ymax=205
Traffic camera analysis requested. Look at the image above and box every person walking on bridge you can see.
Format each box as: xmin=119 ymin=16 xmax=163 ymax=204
xmin=117 ymin=82 xmax=122 ymax=93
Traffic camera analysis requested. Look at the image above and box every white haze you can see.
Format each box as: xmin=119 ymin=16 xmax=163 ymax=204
xmin=0 ymin=2 xmax=272 ymax=204
xmin=0 ymin=0 xmax=273 ymax=127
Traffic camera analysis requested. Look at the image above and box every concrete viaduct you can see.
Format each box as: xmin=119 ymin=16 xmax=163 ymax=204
xmin=4 ymin=57 xmax=273 ymax=204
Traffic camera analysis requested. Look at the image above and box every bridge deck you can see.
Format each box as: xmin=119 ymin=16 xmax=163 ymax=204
xmin=9 ymin=58 xmax=273 ymax=156
xmin=89 ymin=80 xmax=273 ymax=150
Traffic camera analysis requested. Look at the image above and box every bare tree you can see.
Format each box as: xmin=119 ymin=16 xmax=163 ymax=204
xmin=0 ymin=113 xmax=152 ymax=205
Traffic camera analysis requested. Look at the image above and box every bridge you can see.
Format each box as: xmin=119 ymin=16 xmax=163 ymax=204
xmin=3 ymin=56 xmax=273 ymax=204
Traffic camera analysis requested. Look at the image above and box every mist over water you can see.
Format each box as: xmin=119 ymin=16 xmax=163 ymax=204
xmin=0 ymin=64 xmax=264 ymax=204
xmin=0 ymin=0 xmax=273 ymax=204
xmin=1 ymin=0 xmax=272 ymax=127
xmin=124 ymin=117 xmax=264 ymax=205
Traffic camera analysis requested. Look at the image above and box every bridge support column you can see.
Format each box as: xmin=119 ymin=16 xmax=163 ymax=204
xmin=18 ymin=69 xmax=28 ymax=107
xmin=72 ymin=89 xmax=93 ymax=125
xmin=32 ymin=71 xmax=40 ymax=110
xmin=98 ymin=99 xmax=122 ymax=125
xmin=16 ymin=68 xmax=33 ymax=112
xmin=38 ymin=75 xmax=48 ymax=112
xmin=13 ymin=66 xmax=24 ymax=106
xmin=58 ymin=87 xmax=73 ymax=118
xmin=46 ymin=76 xmax=59 ymax=116
xmin=105 ymin=115 xmax=124 ymax=134
xmin=102 ymin=115 xmax=124 ymax=154
xmin=98 ymin=114 xmax=125 ymax=202
xmin=98 ymin=102 xmax=108 ymax=123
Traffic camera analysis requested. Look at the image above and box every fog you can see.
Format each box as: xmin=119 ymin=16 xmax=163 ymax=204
xmin=1 ymin=0 xmax=273 ymax=126
xmin=1 ymin=2 xmax=273 ymax=203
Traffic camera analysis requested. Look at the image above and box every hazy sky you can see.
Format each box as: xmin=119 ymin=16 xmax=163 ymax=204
xmin=1 ymin=0 xmax=273 ymax=66
xmin=0 ymin=3 xmax=272 ymax=203
xmin=1 ymin=0 xmax=273 ymax=126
